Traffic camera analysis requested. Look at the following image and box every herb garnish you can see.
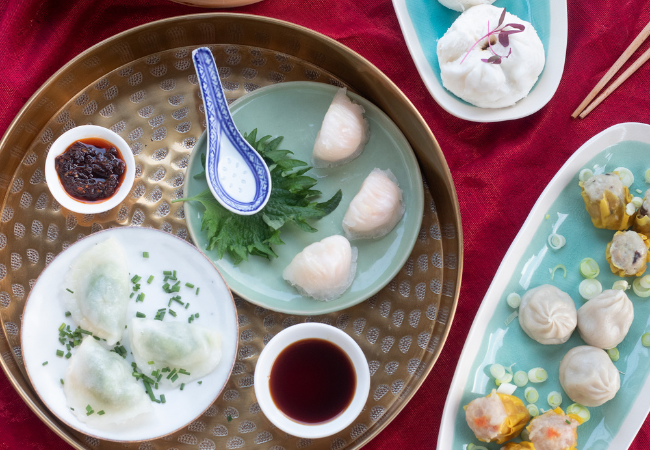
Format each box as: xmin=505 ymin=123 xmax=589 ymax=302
xmin=174 ymin=129 xmax=342 ymax=265
xmin=460 ymin=7 xmax=525 ymax=65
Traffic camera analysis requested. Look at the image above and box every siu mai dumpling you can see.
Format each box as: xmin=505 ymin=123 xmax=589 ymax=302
xmin=606 ymin=230 xmax=650 ymax=277
xmin=342 ymin=168 xmax=405 ymax=240
xmin=129 ymin=318 xmax=222 ymax=387
xmin=64 ymin=337 xmax=152 ymax=425
xmin=527 ymin=407 xmax=582 ymax=450
xmin=63 ymin=237 xmax=130 ymax=346
xmin=464 ymin=389 xmax=529 ymax=444
xmin=282 ymin=235 xmax=357 ymax=301
xmin=580 ymin=173 xmax=633 ymax=230
xmin=312 ymin=88 xmax=369 ymax=168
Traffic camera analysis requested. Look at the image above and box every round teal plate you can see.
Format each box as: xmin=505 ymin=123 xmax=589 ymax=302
xmin=183 ymin=81 xmax=424 ymax=315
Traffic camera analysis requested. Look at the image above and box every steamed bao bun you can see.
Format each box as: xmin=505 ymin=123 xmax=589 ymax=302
xmin=437 ymin=0 xmax=496 ymax=13
xmin=518 ymin=285 xmax=577 ymax=345
xmin=437 ymin=5 xmax=545 ymax=108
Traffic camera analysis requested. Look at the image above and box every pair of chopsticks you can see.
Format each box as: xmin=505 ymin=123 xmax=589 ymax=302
xmin=572 ymin=20 xmax=650 ymax=119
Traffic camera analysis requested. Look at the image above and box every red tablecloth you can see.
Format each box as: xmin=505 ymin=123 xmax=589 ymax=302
xmin=2 ymin=0 xmax=650 ymax=448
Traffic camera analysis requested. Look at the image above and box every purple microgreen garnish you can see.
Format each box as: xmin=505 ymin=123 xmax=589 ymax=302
xmin=460 ymin=7 xmax=525 ymax=65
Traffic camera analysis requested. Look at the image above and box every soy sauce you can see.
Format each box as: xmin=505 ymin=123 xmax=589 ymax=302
xmin=270 ymin=339 xmax=356 ymax=424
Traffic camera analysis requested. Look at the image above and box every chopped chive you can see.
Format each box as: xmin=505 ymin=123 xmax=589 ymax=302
xmin=196 ymin=287 xmax=200 ymax=296
xmin=42 ymin=361 xmax=48 ymax=366
xmin=179 ymin=369 xmax=190 ymax=375
xmin=156 ymin=374 xmax=163 ymax=382
xmin=70 ymin=407 xmax=74 ymax=411
xmin=171 ymin=374 xmax=179 ymax=382
xmin=66 ymin=343 xmax=71 ymax=351
xmin=97 ymin=410 xmax=105 ymax=415
xmin=155 ymin=382 xmax=158 ymax=389
xmin=56 ymin=350 xmax=64 ymax=357
xmin=86 ymin=410 xmax=94 ymax=416
xmin=195 ymin=313 xmax=200 ymax=319
xmin=198 ymin=381 xmax=202 ymax=385
xmin=136 ymin=293 xmax=145 ymax=302
xmin=60 ymin=379 xmax=64 ymax=385
xmin=168 ymin=298 xmax=172 ymax=307
xmin=185 ymin=303 xmax=190 ymax=309
xmin=143 ymin=380 xmax=155 ymax=401
xmin=180 ymin=383 xmax=185 ymax=391
xmin=65 ymin=352 xmax=72 ymax=359
xmin=148 ymin=361 xmax=155 ymax=365
xmin=147 ymin=275 xmax=154 ymax=284
xmin=164 ymin=276 xmax=170 ymax=282
xmin=171 ymin=285 xmax=181 ymax=293
xmin=227 ymin=414 xmax=232 ymax=422
xmin=58 ymin=323 xmax=66 ymax=332
xmin=79 ymin=328 xmax=92 ymax=335
xmin=65 ymin=288 xmax=74 ymax=294
xmin=65 ymin=311 xmax=71 ymax=317
xmin=163 ymin=270 xmax=172 ymax=276
xmin=58 ymin=337 xmax=65 ymax=345
xmin=161 ymin=367 xmax=170 ymax=372
xmin=161 ymin=394 xmax=166 ymax=404
xmin=130 ymin=292 xmax=135 ymax=298
xmin=131 ymin=275 xmax=141 ymax=283
xmin=173 ymin=270 xmax=177 ymax=278
xmin=168 ymin=309 xmax=177 ymax=317
xmin=143 ymin=252 xmax=149 ymax=258
xmin=133 ymin=284 xmax=141 ymax=291
xmin=166 ymin=368 xmax=177 ymax=379
xmin=92 ymin=336 xmax=99 ymax=341
xmin=136 ymin=312 xmax=146 ymax=318
xmin=185 ymin=282 xmax=194 ymax=288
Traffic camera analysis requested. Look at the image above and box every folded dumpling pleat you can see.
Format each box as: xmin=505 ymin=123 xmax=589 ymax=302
xmin=129 ymin=318 xmax=222 ymax=387
xmin=63 ymin=237 xmax=130 ymax=346
xmin=64 ymin=337 xmax=152 ymax=425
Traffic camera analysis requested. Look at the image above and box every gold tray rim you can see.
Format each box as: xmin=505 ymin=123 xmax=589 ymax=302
xmin=0 ymin=12 xmax=464 ymax=449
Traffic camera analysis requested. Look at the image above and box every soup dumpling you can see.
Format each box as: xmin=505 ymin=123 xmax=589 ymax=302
xmin=63 ymin=237 xmax=130 ymax=346
xmin=518 ymin=285 xmax=577 ymax=345
xmin=464 ymin=389 xmax=529 ymax=443
xmin=606 ymin=230 xmax=650 ymax=277
xmin=580 ymin=173 xmax=633 ymax=230
xmin=283 ymin=235 xmax=357 ymax=301
xmin=577 ymin=289 xmax=633 ymax=349
xmin=559 ymin=346 xmax=620 ymax=407
xmin=342 ymin=168 xmax=405 ymax=240
xmin=129 ymin=318 xmax=222 ymax=387
xmin=64 ymin=337 xmax=152 ymax=425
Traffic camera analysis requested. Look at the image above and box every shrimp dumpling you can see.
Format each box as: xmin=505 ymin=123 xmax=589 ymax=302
xmin=518 ymin=285 xmax=577 ymax=345
xmin=130 ymin=318 xmax=222 ymax=387
xmin=283 ymin=235 xmax=358 ymax=301
xmin=312 ymin=88 xmax=369 ymax=168
xmin=577 ymin=289 xmax=633 ymax=349
xmin=527 ymin=408 xmax=581 ymax=450
xmin=559 ymin=346 xmax=620 ymax=407
xmin=63 ymin=237 xmax=130 ymax=346
xmin=64 ymin=337 xmax=152 ymax=425
xmin=464 ymin=389 xmax=529 ymax=443
xmin=343 ymin=168 xmax=405 ymax=240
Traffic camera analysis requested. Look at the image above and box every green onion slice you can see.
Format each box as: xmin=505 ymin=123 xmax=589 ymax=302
xmin=548 ymin=233 xmax=566 ymax=250
xmin=579 ymin=258 xmax=600 ymax=279
xmin=528 ymin=368 xmax=548 ymax=383
xmin=633 ymin=277 xmax=650 ymax=298
xmin=615 ymin=167 xmax=634 ymax=187
xmin=632 ymin=196 xmax=644 ymax=209
xmin=579 ymin=279 xmax=602 ymax=300
xmin=504 ymin=311 xmax=519 ymax=326
xmin=136 ymin=312 xmax=146 ymax=318
xmin=567 ymin=403 xmax=591 ymax=423
xmin=547 ymin=391 xmax=563 ymax=408
xmin=506 ymin=293 xmax=521 ymax=309
xmin=550 ymin=264 xmax=567 ymax=281
xmin=613 ymin=280 xmax=629 ymax=291
xmin=578 ymin=169 xmax=593 ymax=182
xmin=526 ymin=403 xmax=540 ymax=417
xmin=626 ymin=202 xmax=637 ymax=216
xmin=607 ymin=348 xmax=620 ymax=362
xmin=143 ymin=252 xmax=149 ymax=258
xmin=646 ymin=169 xmax=650 ymax=184
xmin=513 ymin=371 xmax=528 ymax=387
xmin=525 ymin=387 xmax=539 ymax=403
xmin=643 ymin=333 xmax=650 ymax=347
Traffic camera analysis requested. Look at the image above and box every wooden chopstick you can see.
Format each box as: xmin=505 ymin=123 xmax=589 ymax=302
xmin=579 ymin=46 xmax=650 ymax=119
xmin=572 ymin=19 xmax=650 ymax=119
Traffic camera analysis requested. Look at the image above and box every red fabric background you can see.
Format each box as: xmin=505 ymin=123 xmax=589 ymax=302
xmin=1 ymin=0 xmax=650 ymax=448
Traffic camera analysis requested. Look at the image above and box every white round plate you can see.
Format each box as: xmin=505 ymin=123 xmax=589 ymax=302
xmin=21 ymin=227 xmax=238 ymax=442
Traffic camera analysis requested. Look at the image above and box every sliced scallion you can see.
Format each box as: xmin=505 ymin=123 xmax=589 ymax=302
xmin=143 ymin=252 xmax=149 ymax=258
xmin=547 ymin=391 xmax=562 ymax=408
xmin=646 ymin=169 xmax=650 ymax=184
xmin=131 ymin=275 xmax=141 ymax=284
xmin=525 ymin=387 xmax=539 ymax=403
xmin=548 ymin=233 xmax=566 ymax=250
xmin=169 ymin=309 xmax=177 ymax=317
xmin=578 ymin=169 xmax=593 ymax=182
xmin=513 ymin=371 xmax=528 ymax=387
xmin=97 ymin=410 xmax=105 ymax=415
xmin=607 ymin=347 xmax=620 ymax=362
xmin=528 ymin=368 xmax=548 ymax=383
xmin=579 ymin=279 xmax=602 ymax=300
xmin=185 ymin=303 xmax=190 ymax=309
xmin=506 ymin=293 xmax=521 ymax=309
xmin=136 ymin=293 xmax=145 ymax=302
xmin=643 ymin=333 xmax=650 ymax=347
xmin=567 ymin=403 xmax=590 ymax=423
xmin=180 ymin=383 xmax=185 ymax=391
xmin=136 ymin=312 xmax=146 ymax=318
xmin=615 ymin=167 xmax=634 ymax=187
xmin=632 ymin=196 xmax=644 ymax=209
xmin=550 ymin=264 xmax=567 ymax=281
xmin=579 ymin=258 xmax=600 ymax=279
xmin=526 ymin=403 xmax=540 ymax=417
xmin=56 ymin=350 xmax=64 ymax=357
xmin=148 ymin=361 xmax=155 ymax=365
xmin=196 ymin=287 xmax=200 ymax=296
xmin=633 ymin=277 xmax=650 ymax=298
xmin=163 ymin=270 xmax=172 ymax=276
xmin=58 ymin=323 xmax=66 ymax=332
xmin=185 ymin=282 xmax=194 ymax=288
xmin=42 ymin=361 xmax=48 ymax=366
xmin=613 ymin=280 xmax=629 ymax=291
xmin=147 ymin=275 xmax=154 ymax=284
xmin=65 ymin=288 xmax=74 ymax=294
xmin=504 ymin=310 xmax=518 ymax=326
xmin=60 ymin=379 xmax=64 ymax=385
xmin=171 ymin=374 xmax=179 ymax=382
xmin=65 ymin=311 xmax=71 ymax=317
xmin=161 ymin=394 xmax=166 ymax=404
xmin=626 ymin=202 xmax=637 ymax=216
xmin=65 ymin=352 xmax=72 ymax=359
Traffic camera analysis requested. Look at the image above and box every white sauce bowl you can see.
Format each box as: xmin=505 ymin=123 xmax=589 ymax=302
xmin=44 ymin=125 xmax=135 ymax=214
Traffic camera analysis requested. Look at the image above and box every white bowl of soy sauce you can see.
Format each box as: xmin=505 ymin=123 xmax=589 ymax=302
xmin=254 ymin=323 xmax=370 ymax=439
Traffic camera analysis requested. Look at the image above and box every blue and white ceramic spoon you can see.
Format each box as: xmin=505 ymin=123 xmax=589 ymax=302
xmin=192 ymin=47 xmax=272 ymax=215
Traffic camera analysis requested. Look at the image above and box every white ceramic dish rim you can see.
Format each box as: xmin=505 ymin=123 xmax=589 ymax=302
xmin=253 ymin=323 xmax=371 ymax=439
xmin=437 ymin=122 xmax=650 ymax=449
xmin=44 ymin=125 xmax=136 ymax=214
xmin=20 ymin=226 xmax=239 ymax=442
xmin=391 ymin=0 xmax=568 ymax=123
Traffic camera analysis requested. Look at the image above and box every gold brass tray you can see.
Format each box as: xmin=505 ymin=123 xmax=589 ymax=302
xmin=0 ymin=14 xmax=462 ymax=450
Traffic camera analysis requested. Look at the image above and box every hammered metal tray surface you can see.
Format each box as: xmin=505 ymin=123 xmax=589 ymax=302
xmin=0 ymin=14 xmax=462 ymax=450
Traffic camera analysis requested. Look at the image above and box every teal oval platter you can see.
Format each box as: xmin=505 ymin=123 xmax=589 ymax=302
xmin=438 ymin=123 xmax=650 ymax=450
xmin=392 ymin=0 xmax=567 ymax=122
xmin=183 ymin=81 xmax=424 ymax=315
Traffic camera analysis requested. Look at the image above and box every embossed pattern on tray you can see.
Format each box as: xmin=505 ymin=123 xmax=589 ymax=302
xmin=0 ymin=33 xmax=459 ymax=450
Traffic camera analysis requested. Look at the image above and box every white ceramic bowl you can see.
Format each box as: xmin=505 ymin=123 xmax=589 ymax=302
xmin=44 ymin=125 xmax=135 ymax=213
xmin=254 ymin=323 xmax=370 ymax=439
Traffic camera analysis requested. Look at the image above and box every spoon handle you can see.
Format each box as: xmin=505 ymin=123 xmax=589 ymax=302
xmin=192 ymin=47 xmax=271 ymax=215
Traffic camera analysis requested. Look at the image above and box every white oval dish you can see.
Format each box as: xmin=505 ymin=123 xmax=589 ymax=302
xmin=254 ymin=323 xmax=370 ymax=439
xmin=392 ymin=0 xmax=568 ymax=122
xmin=21 ymin=227 xmax=238 ymax=442
xmin=44 ymin=125 xmax=135 ymax=213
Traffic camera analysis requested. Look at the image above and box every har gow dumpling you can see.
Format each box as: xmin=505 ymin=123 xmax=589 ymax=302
xmin=64 ymin=336 xmax=152 ymax=426
xmin=437 ymin=0 xmax=495 ymax=13
xmin=282 ymin=235 xmax=357 ymax=301
xmin=312 ymin=88 xmax=369 ymax=168
xmin=518 ymin=285 xmax=577 ymax=345
xmin=436 ymin=5 xmax=545 ymax=108
xmin=63 ymin=237 xmax=130 ymax=346
xmin=577 ymin=289 xmax=633 ymax=349
xmin=342 ymin=168 xmax=405 ymax=240
xmin=559 ymin=346 xmax=620 ymax=407
xmin=129 ymin=318 xmax=222 ymax=387
xmin=464 ymin=389 xmax=529 ymax=443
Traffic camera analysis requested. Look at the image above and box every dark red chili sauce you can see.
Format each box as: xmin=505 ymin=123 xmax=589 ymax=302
xmin=54 ymin=138 xmax=126 ymax=202
xmin=269 ymin=339 xmax=356 ymax=424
